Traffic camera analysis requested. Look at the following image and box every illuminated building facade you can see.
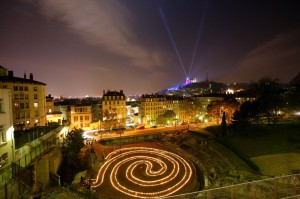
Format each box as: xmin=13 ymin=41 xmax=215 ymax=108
xmin=0 ymin=66 xmax=46 ymax=130
xmin=0 ymin=88 xmax=15 ymax=169
xmin=45 ymin=94 xmax=63 ymax=125
xmin=140 ymin=94 xmax=167 ymax=126
xmin=193 ymin=96 xmax=224 ymax=115
xmin=70 ymin=105 xmax=92 ymax=129
xmin=102 ymin=90 xmax=126 ymax=128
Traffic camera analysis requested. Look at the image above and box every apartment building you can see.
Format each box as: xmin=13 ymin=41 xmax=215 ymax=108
xmin=70 ymin=105 xmax=92 ymax=129
xmin=102 ymin=90 xmax=126 ymax=128
xmin=0 ymin=88 xmax=15 ymax=169
xmin=140 ymin=94 xmax=167 ymax=126
xmin=0 ymin=66 xmax=46 ymax=130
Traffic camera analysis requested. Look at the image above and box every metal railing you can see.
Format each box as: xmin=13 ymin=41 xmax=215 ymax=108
xmin=161 ymin=173 xmax=300 ymax=199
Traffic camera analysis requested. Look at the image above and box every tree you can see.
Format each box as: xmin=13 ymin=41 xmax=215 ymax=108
xmin=250 ymin=77 xmax=284 ymax=125
xmin=285 ymin=73 xmax=300 ymax=113
xmin=163 ymin=110 xmax=176 ymax=125
xmin=221 ymin=112 xmax=227 ymax=137
xmin=62 ymin=128 xmax=85 ymax=165
xmin=59 ymin=128 xmax=85 ymax=184
xmin=231 ymin=101 xmax=260 ymax=128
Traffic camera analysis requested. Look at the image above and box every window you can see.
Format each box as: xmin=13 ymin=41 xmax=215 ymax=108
xmin=25 ymin=111 xmax=30 ymax=118
xmin=20 ymin=103 xmax=24 ymax=109
xmin=0 ymin=99 xmax=3 ymax=113
xmin=16 ymin=111 xmax=20 ymax=119
xmin=34 ymin=94 xmax=38 ymax=99
xmin=25 ymin=103 xmax=29 ymax=108
xmin=34 ymin=102 xmax=38 ymax=108
xmin=0 ymin=153 xmax=8 ymax=167
xmin=19 ymin=86 xmax=23 ymax=91
xmin=25 ymin=94 xmax=29 ymax=99
xmin=24 ymin=86 xmax=28 ymax=91
xmin=20 ymin=94 xmax=24 ymax=100
xmin=14 ymin=86 xmax=18 ymax=91
xmin=14 ymin=103 xmax=19 ymax=110
xmin=35 ymin=110 xmax=38 ymax=117
xmin=74 ymin=116 xmax=78 ymax=122
xmin=85 ymin=116 xmax=89 ymax=120
xmin=0 ymin=125 xmax=6 ymax=142
xmin=14 ymin=94 xmax=19 ymax=100
xmin=80 ymin=116 xmax=83 ymax=121
xmin=33 ymin=87 xmax=37 ymax=91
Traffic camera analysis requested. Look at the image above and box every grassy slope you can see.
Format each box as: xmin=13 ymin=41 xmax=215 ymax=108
xmin=226 ymin=123 xmax=300 ymax=158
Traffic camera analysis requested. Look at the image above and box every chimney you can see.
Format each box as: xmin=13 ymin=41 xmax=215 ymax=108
xmin=29 ymin=73 xmax=33 ymax=80
xmin=8 ymin=70 xmax=13 ymax=77
xmin=120 ymin=90 xmax=123 ymax=94
xmin=24 ymin=73 xmax=26 ymax=79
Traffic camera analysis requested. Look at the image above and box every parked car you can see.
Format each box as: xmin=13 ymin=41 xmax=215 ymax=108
xmin=137 ymin=125 xmax=145 ymax=129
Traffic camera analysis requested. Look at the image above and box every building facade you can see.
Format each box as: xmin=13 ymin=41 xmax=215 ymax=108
xmin=0 ymin=88 xmax=15 ymax=169
xmin=0 ymin=66 xmax=47 ymax=130
xmin=139 ymin=94 xmax=167 ymax=126
xmin=102 ymin=90 xmax=126 ymax=129
xmin=70 ymin=105 xmax=93 ymax=129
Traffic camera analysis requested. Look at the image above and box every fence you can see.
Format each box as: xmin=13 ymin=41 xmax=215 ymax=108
xmin=162 ymin=173 xmax=300 ymax=199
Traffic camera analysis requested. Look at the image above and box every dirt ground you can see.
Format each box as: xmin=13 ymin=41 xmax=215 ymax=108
xmin=89 ymin=142 xmax=198 ymax=198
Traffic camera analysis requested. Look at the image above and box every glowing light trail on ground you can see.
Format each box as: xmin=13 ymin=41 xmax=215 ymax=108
xmin=91 ymin=147 xmax=194 ymax=198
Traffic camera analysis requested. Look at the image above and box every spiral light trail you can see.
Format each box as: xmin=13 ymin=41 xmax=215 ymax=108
xmin=91 ymin=147 xmax=194 ymax=198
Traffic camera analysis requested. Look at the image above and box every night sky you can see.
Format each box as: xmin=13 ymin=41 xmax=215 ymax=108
xmin=1 ymin=0 xmax=299 ymax=97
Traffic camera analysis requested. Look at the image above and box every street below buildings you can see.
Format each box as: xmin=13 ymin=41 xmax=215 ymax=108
xmin=84 ymin=125 xmax=190 ymax=141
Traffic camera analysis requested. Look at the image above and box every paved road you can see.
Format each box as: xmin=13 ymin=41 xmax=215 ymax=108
xmin=84 ymin=125 xmax=189 ymax=141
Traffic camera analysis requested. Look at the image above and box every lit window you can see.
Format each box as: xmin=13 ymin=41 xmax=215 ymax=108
xmin=34 ymin=87 xmax=37 ymax=91
xmin=14 ymin=103 xmax=19 ymax=110
xmin=35 ymin=119 xmax=39 ymax=123
xmin=34 ymin=103 xmax=38 ymax=108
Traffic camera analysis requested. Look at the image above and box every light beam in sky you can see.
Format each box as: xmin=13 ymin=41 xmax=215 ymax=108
xmin=188 ymin=0 xmax=208 ymax=78
xmin=157 ymin=4 xmax=188 ymax=78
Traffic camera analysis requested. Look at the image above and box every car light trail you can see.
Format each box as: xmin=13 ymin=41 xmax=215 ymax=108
xmin=91 ymin=147 xmax=193 ymax=198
